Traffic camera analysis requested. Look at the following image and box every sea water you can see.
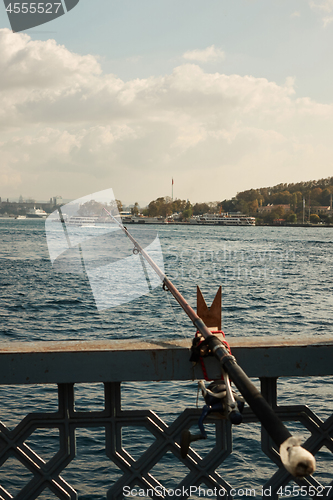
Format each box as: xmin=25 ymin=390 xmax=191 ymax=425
xmin=0 ymin=219 xmax=333 ymax=498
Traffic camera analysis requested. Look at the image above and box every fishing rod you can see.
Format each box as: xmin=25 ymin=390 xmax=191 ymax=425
xmin=103 ymin=208 xmax=315 ymax=478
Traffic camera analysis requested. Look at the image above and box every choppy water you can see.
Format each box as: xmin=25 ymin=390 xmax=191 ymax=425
xmin=0 ymin=219 xmax=333 ymax=498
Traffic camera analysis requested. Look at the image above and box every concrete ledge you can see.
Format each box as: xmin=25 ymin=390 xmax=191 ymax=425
xmin=0 ymin=335 xmax=333 ymax=384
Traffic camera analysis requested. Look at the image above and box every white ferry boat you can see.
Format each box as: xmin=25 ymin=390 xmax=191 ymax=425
xmin=64 ymin=215 xmax=120 ymax=227
xmin=128 ymin=216 xmax=167 ymax=224
xmin=66 ymin=216 xmax=97 ymax=226
xmin=26 ymin=208 xmax=48 ymax=218
xmin=190 ymin=213 xmax=256 ymax=226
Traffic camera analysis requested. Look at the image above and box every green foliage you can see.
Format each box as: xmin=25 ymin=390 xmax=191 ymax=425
xmin=192 ymin=203 xmax=210 ymax=215
xmin=286 ymin=213 xmax=297 ymax=223
xmin=181 ymin=201 xmax=193 ymax=220
xmin=221 ymin=198 xmax=237 ymax=213
xmin=236 ymin=189 xmax=261 ymax=203
xmin=141 ymin=175 xmax=333 ymax=223
xmin=192 ymin=202 xmax=219 ymax=215
xmin=235 ymin=176 xmax=333 ymax=209
xmin=146 ymin=197 xmax=190 ymax=217
xmin=310 ymin=214 xmax=321 ymax=224
xmin=116 ymin=199 xmax=123 ymax=212
xmin=319 ymin=212 xmax=333 ymax=224
xmin=78 ymin=199 xmax=118 ymax=216
xmin=147 ymin=197 xmax=169 ymax=217
xmin=248 ymin=199 xmax=259 ymax=213
xmin=131 ymin=202 xmax=140 ymax=215
xmin=269 ymin=207 xmax=285 ymax=222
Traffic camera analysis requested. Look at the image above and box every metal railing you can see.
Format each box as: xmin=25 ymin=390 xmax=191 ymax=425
xmin=0 ymin=336 xmax=333 ymax=499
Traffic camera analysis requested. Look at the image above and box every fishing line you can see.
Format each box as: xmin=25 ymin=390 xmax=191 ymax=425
xmin=58 ymin=206 xmax=71 ymax=248
xmin=139 ymin=253 xmax=153 ymax=293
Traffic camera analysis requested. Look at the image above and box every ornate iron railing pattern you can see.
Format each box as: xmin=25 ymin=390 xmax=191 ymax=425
xmin=0 ymin=337 xmax=333 ymax=499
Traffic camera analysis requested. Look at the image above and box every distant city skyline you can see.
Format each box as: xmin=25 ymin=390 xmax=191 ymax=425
xmin=1 ymin=2 xmax=333 ymax=204
xmin=0 ymin=195 xmax=142 ymax=207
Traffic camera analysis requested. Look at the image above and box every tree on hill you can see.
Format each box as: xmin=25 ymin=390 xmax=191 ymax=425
xmin=131 ymin=202 xmax=140 ymax=215
xmin=142 ymin=175 xmax=333 ymax=223
xmin=310 ymin=214 xmax=321 ymax=224
xmin=78 ymin=199 xmax=118 ymax=216
xmin=236 ymin=188 xmax=261 ymax=203
xmin=192 ymin=203 xmax=211 ymax=215
xmin=181 ymin=201 xmax=193 ymax=220
xmin=248 ymin=199 xmax=259 ymax=213
xmin=290 ymin=192 xmax=298 ymax=212
xmin=220 ymin=198 xmax=237 ymax=213
xmin=270 ymin=191 xmax=291 ymax=204
xmin=116 ymin=200 xmax=123 ymax=212
xmin=322 ymin=188 xmax=333 ymax=205
xmin=286 ymin=213 xmax=297 ymax=223
xmin=146 ymin=197 xmax=190 ymax=217
xmin=232 ymin=176 xmax=333 ymax=210
xmin=147 ymin=197 xmax=168 ymax=216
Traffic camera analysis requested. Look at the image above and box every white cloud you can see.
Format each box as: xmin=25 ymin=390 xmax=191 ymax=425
xmin=323 ymin=15 xmax=333 ymax=26
xmin=182 ymin=45 xmax=225 ymax=63
xmin=308 ymin=0 xmax=333 ymax=26
xmin=1 ymin=29 xmax=333 ymax=203
xmin=0 ymin=29 xmax=102 ymax=92
xmin=309 ymin=0 xmax=333 ymax=12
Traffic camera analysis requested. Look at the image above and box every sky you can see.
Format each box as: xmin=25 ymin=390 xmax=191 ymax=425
xmin=1 ymin=0 xmax=333 ymax=206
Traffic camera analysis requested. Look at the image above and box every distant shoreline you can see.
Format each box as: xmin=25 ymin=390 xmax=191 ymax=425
xmin=1 ymin=216 xmax=333 ymax=228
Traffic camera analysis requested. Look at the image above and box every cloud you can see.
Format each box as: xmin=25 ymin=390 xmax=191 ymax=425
xmin=323 ymin=15 xmax=333 ymax=26
xmin=0 ymin=29 xmax=102 ymax=92
xmin=309 ymin=0 xmax=333 ymax=12
xmin=182 ymin=45 xmax=225 ymax=63
xmin=1 ymin=28 xmax=333 ymax=203
xmin=308 ymin=0 xmax=333 ymax=26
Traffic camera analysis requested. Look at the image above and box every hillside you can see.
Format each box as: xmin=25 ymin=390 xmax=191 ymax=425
xmin=221 ymin=177 xmax=333 ymax=217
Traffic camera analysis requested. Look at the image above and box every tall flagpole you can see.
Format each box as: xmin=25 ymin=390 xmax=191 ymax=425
xmin=172 ymin=178 xmax=174 ymax=201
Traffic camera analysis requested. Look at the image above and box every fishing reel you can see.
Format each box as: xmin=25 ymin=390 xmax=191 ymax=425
xmin=181 ymin=377 xmax=244 ymax=459
xmin=190 ymin=332 xmax=245 ymax=426
xmin=181 ymin=334 xmax=244 ymax=458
